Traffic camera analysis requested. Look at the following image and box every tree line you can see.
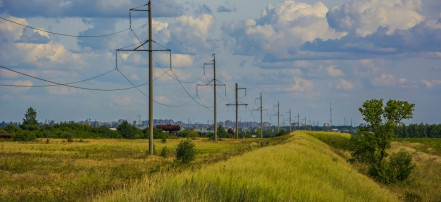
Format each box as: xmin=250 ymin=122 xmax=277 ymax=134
xmin=395 ymin=123 xmax=441 ymax=138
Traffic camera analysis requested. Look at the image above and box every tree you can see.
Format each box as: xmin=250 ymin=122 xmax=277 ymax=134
xmin=350 ymin=99 xmax=415 ymax=183
xmin=22 ymin=107 xmax=38 ymax=130
xmin=117 ymin=120 xmax=137 ymax=139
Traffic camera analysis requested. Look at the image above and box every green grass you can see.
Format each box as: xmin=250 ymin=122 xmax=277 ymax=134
xmin=395 ymin=138 xmax=441 ymax=155
xmin=304 ymin=131 xmax=441 ymax=202
xmin=0 ymin=137 xmax=279 ymax=201
xmin=99 ymin=131 xmax=398 ymax=202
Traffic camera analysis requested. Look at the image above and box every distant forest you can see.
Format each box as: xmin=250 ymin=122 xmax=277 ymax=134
xmin=395 ymin=123 xmax=441 ymax=138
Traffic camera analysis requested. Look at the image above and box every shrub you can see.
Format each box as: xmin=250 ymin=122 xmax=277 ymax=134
xmin=389 ymin=149 xmax=415 ymax=181
xmin=175 ymin=139 xmax=196 ymax=164
xmin=13 ymin=130 xmax=36 ymax=142
xmin=162 ymin=136 xmax=167 ymax=143
xmin=160 ymin=146 xmax=168 ymax=158
xmin=367 ymin=149 xmax=415 ymax=184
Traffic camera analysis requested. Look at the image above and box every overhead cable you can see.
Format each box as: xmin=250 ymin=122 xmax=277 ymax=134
xmin=0 ymin=16 xmax=129 ymax=38
xmin=0 ymin=68 xmax=115 ymax=87
xmin=0 ymin=65 xmax=147 ymax=91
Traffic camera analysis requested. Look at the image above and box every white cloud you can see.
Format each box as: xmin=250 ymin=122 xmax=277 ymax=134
xmin=0 ymin=16 xmax=27 ymax=41
xmin=286 ymin=77 xmax=314 ymax=92
xmin=157 ymin=53 xmax=193 ymax=68
xmin=15 ymin=42 xmax=85 ymax=69
xmin=335 ymin=79 xmax=354 ymax=90
xmin=13 ymin=80 xmax=33 ymax=91
xmin=224 ymin=1 xmax=346 ymax=59
xmin=327 ymin=0 xmax=424 ymax=37
xmin=422 ymin=79 xmax=441 ymax=88
xmin=372 ymin=73 xmax=396 ymax=86
xmin=169 ymin=14 xmax=214 ymax=53
xmin=326 ymin=65 xmax=345 ymax=77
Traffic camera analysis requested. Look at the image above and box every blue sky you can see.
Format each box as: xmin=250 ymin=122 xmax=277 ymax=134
xmin=1 ymin=0 xmax=441 ymax=126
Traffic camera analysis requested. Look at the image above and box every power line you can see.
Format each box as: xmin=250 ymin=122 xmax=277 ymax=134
xmin=0 ymin=65 xmax=147 ymax=91
xmin=0 ymin=16 xmax=130 ymax=38
xmin=115 ymin=67 xmax=190 ymax=108
xmin=0 ymin=68 xmax=116 ymax=87
xmin=151 ymin=56 xmax=213 ymax=110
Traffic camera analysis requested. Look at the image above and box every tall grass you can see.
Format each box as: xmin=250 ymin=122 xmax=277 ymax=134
xmin=305 ymin=131 xmax=441 ymax=201
xmin=100 ymin=131 xmax=398 ymax=201
xmin=0 ymin=137 xmax=277 ymax=201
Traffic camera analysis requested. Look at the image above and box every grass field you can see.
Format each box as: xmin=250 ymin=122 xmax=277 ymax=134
xmin=0 ymin=137 xmax=284 ymax=201
xmin=304 ymin=131 xmax=441 ymax=201
xmin=99 ymin=131 xmax=398 ymax=202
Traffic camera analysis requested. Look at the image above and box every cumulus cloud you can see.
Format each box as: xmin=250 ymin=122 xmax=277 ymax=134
xmin=167 ymin=14 xmax=215 ymax=53
xmin=326 ymin=65 xmax=345 ymax=77
xmin=422 ymin=79 xmax=441 ymax=88
xmin=16 ymin=42 xmax=86 ymax=69
xmin=286 ymin=77 xmax=314 ymax=92
xmin=335 ymin=79 xmax=354 ymax=90
xmin=0 ymin=16 xmax=28 ymax=41
xmin=327 ymin=0 xmax=424 ymax=37
xmin=372 ymin=73 xmax=396 ymax=87
xmin=223 ymin=0 xmax=345 ymax=60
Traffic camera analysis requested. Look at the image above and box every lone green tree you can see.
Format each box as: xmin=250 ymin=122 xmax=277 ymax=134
xmin=22 ymin=107 xmax=38 ymax=130
xmin=350 ymin=99 xmax=415 ymax=183
xmin=117 ymin=120 xmax=137 ymax=139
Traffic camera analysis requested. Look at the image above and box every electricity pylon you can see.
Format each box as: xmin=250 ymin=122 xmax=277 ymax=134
xmin=226 ymin=83 xmax=247 ymax=139
xmin=115 ymin=1 xmax=171 ymax=155
xmin=196 ymin=54 xmax=226 ymax=141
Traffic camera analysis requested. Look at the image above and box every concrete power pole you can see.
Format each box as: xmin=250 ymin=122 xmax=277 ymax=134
xmin=260 ymin=93 xmax=263 ymax=138
xmin=277 ymin=102 xmax=280 ymax=133
xmin=288 ymin=109 xmax=292 ymax=133
xmin=226 ymin=83 xmax=247 ymax=139
xmin=254 ymin=93 xmax=263 ymax=138
xmin=197 ymin=54 xmax=225 ymax=141
xmin=117 ymin=1 xmax=171 ymax=155
xmin=148 ymin=0 xmax=153 ymax=154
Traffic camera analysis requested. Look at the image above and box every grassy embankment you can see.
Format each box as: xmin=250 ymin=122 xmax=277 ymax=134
xmin=0 ymin=137 xmax=285 ymax=201
xmin=308 ymin=131 xmax=441 ymax=201
xmin=99 ymin=131 xmax=398 ymax=201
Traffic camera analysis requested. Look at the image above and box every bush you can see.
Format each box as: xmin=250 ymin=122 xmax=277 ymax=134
xmin=367 ymin=149 xmax=415 ymax=184
xmin=175 ymin=139 xmax=196 ymax=164
xmin=160 ymin=146 xmax=168 ymax=158
xmin=13 ymin=130 xmax=36 ymax=142
xmin=389 ymin=149 xmax=415 ymax=181
xmin=178 ymin=129 xmax=198 ymax=138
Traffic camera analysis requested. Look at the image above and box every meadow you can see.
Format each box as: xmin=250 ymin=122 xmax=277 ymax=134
xmin=0 ymin=137 xmax=286 ymax=201
xmin=307 ymin=131 xmax=441 ymax=201
xmin=98 ymin=131 xmax=398 ymax=202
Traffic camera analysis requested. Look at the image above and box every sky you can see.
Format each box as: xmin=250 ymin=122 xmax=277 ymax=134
xmin=1 ymin=0 xmax=441 ymax=126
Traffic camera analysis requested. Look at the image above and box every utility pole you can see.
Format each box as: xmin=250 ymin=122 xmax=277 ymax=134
xmin=254 ymin=93 xmax=263 ymax=138
xmin=297 ymin=113 xmax=300 ymax=130
xmin=277 ymin=102 xmax=280 ymax=133
xmin=330 ymin=102 xmax=333 ymax=127
xmin=197 ymin=54 xmax=226 ymax=141
xmin=116 ymin=1 xmax=171 ymax=155
xmin=147 ymin=0 xmax=153 ymax=155
xmin=287 ymin=109 xmax=292 ymax=133
xmin=226 ymin=83 xmax=247 ymax=139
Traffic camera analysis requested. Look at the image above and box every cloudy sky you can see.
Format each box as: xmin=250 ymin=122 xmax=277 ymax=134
xmin=1 ymin=0 xmax=441 ymax=126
